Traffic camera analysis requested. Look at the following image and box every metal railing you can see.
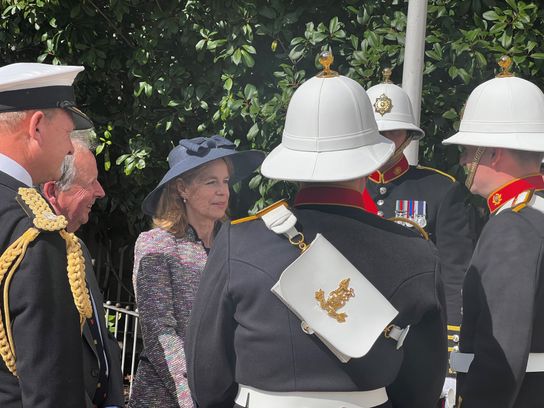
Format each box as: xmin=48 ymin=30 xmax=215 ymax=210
xmin=104 ymin=301 xmax=140 ymax=399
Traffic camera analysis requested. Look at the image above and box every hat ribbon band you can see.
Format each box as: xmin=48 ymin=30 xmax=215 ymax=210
xmin=0 ymin=85 xmax=75 ymax=112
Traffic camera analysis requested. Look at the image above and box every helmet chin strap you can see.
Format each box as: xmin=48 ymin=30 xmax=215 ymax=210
xmin=465 ymin=146 xmax=486 ymax=190
xmin=383 ymin=136 xmax=413 ymax=168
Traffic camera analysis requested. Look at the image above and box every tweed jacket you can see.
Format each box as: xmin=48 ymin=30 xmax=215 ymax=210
xmin=129 ymin=227 xmax=208 ymax=408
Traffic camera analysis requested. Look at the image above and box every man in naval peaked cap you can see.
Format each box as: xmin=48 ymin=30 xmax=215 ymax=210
xmin=186 ymin=52 xmax=447 ymax=408
xmin=0 ymin=62 xmax=94 ymax=407
xmin=444 ymin=56 xmax=544 ymax=408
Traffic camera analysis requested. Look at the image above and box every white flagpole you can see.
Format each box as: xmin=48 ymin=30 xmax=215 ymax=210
xmin=402 ymin=0 xmax=428 ymax=165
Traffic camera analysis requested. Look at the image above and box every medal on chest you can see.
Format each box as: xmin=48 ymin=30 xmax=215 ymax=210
xmin=395 ymin=200 xmax=427 ymax=228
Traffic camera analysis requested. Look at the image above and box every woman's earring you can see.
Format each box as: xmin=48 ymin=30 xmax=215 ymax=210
xmin=183 ymin=198 xmax=187 ymax=203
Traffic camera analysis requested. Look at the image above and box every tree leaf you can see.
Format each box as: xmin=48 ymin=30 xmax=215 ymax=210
xmin=232 ymin=48 xmax=242 ymax=65
xmin=482 ymin=10 xmax=500 ymax=21
xmin=241 ymin=50 xmax=255 ymax=67
xmin=247 ymin=122 xmax=259 ymax=141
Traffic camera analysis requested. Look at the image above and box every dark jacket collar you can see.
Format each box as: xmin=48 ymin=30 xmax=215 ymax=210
xmin=0 ymin=169 xmax=26 ymax=192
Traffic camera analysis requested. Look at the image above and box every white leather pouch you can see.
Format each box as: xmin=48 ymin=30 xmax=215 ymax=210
xmin=270 ymin=233 xmax=399 ymax=363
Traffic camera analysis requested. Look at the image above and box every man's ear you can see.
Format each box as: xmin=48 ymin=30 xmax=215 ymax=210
xmin=42 ymin=181 xmax=57 ymax=205
xmin=490 ymin=148 xmax=503 ymax=167
xmin=27 ymin=111 xmax=46 ymax=144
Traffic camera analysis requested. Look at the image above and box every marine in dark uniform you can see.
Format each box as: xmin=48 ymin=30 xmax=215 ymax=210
xmin=0 ymin=63 xmax=94 ymax=407
xmin=365 ymin=71 xmax=475 ymax=363
xmin=186 ymin=53 xmax=447 ymax=408
xmin=366 ymin=156 xmax=475 ymax=332
xmin=443 ymin=56 xmax=544 ymax=407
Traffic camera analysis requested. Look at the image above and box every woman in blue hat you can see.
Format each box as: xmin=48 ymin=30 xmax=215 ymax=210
xmin=129 ymin=136 xmax=264 ymax=408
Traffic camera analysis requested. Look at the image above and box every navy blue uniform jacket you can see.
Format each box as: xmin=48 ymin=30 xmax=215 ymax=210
xmin=458 ymin=202 xmax=544 ymax=407
xmin=0 ymin=170 xmax=86 ymax=407
xmin=186 ymin=201 xmax=448 ymax=408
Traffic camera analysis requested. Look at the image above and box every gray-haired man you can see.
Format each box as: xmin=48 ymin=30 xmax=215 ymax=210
xmin=42 ymin=132 xmax=124 ymax=408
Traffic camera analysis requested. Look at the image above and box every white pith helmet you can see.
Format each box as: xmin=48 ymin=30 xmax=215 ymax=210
xmin=365 ymin=68 xmax=424 ymax=140
xmin=261 ymin=52 xmax=395 ymax=182
xmin=443 ymin=56 xmax=544 ymax=152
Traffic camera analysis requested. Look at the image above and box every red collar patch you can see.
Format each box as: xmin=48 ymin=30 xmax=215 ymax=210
xmin=295 ymin=186 xmax=377 ymax=214
xmin=369 ymin=155 xmax=410 ymax=184
xmin=487 ymin=174 xmax=544 ymax=213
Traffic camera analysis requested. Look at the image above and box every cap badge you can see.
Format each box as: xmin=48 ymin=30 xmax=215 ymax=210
xmin=315 ymin=278 xmax=355 ymax=323
xmin=374 ymin=93 xmax=393 ymax=116
xmin=492 ymin=193 xmax=502 ymax=205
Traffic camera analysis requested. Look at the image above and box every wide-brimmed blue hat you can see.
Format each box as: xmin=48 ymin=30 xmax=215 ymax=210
xmin=142 ymin=135 xmax=265 ymax=216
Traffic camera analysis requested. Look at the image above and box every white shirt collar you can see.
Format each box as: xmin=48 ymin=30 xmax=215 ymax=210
xmin=0 ymin=153 xmax=33 ymax=186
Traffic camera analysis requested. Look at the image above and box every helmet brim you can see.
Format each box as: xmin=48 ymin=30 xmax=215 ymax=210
xmin=261 ymin=136 xmax=395 ymax=182
xmin=376 ymin=119 xmax=425 ymax=140
xmin=443 ymin=130 xmax=544 ymax=152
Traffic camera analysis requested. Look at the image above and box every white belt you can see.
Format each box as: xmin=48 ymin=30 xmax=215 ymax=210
xmin=234 ymin=385 xmax=388 ymax=408
xmin=451 ymin=351 xmax=544 ymax=373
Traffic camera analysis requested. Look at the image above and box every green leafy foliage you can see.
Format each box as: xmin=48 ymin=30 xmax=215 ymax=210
xmin=1 ymin=0 xmax=544 ymax=245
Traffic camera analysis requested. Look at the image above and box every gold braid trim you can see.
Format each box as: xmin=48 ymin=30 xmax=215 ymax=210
xmin=0 ymin=188 xmax=92 ymax=377
xmin=18 ymin=187 xmax=68 ymax=231
xmin=59 ymin=229 xmax=93 ymax=327
xmin=0 ymin=228 xmax=40 ymax=375
xmin=512 ymin=190 xmax=534 ymax=213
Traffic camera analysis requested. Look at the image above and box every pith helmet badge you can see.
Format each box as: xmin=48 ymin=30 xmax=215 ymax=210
xmin=374 ymin=93 xmax=393 ymax=116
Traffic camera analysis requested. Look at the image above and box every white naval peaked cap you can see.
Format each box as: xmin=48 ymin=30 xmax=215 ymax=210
xmin=366 ymin=68 xmax=424 ymax=140
xmin=443 ymin=56 xmax=544 ymax=151
xmin=0 ymin=62 xmax=93 ymax=130
xmin=261 ymin=52 xmax=394 ymax=182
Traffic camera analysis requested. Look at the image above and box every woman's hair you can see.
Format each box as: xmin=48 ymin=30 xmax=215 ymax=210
xmin=151 ymin=157 xmax=232 ymax=237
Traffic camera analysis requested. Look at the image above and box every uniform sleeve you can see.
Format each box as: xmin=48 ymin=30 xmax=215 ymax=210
xmin=458 ymin=213 xmax=538 ymax=407
xmin=135 ymin=251 xmax=191 ymax=404
xmin=186 ymin=224 xmax=237 ymax=408
xmin=9 ymin=232 xmax=86 ymax=407
xmin=388 ymin=257 xmax=448 ymax=407
xmin=435 ymin=181 xmax=475 ymax=328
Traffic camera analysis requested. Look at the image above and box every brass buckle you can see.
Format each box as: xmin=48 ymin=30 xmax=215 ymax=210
xmin=289 ymin=233 xmax=308 ymax=252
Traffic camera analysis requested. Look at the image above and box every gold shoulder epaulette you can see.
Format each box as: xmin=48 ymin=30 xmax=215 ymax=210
xmin=17 ymin=188 xmax=68 ymax=231
xmin=387 ymin=216 xmax=429 ymax=240
xmin=231 ymin=200 xmax=288 ymax=225
xmin=0 ymin=188 xmax=92 ymax=377
xmin=416 ymin=165 xmax=456 ymax=183
xmin=512 ymin=190 xmax=534 ymax=213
